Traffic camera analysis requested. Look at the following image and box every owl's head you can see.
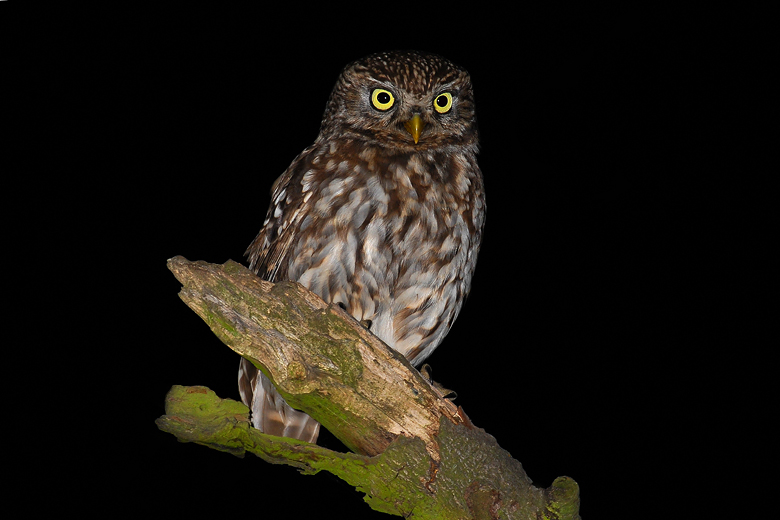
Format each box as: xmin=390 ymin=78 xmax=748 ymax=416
xmin=320 ymin=50 xmax=478 ymax=153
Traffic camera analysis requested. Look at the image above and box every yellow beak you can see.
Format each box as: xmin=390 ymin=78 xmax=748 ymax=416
xmin=404 ymin=114 xmax=425 ymax=144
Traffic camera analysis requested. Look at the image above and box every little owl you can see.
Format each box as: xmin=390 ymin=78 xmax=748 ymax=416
xmin=239 ymin=50 xmax=485 ymax=443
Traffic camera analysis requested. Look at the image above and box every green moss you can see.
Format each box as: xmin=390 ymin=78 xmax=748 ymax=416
xmin=156 ymin=385 xmax=250 ymax=457
xmin=203 ymin=306 xmax=239 ymax=338
xmin=544 ymin=477 xmax=581 ymax=520
xmin=303 ymin=309 xmax=364 ymax=386
xmin=284 ymin=387 xmax=376 ymax=454
xmin=221 ymin=259 xmax=245 ymax=275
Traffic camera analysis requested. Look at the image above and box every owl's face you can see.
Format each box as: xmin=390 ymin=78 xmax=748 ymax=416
xmin=320 ymin=51 xmax=478 ymax=153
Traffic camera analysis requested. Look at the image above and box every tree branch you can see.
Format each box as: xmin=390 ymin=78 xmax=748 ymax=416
xmin=159 ymin=256 xmax=580 ymax=519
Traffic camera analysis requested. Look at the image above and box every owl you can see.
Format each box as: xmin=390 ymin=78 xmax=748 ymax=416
xmin=239 ymin=50 xmax=485 ymax=443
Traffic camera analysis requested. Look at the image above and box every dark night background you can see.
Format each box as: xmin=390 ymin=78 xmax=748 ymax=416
xmin=22 ymin=6 xmax=763 ymax=519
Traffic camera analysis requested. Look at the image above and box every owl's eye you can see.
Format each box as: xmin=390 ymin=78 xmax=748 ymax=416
xmin=370 ymin=89 xmax=395 ymax=111
xmin=434 ymin=92 xmax=453 ymax=114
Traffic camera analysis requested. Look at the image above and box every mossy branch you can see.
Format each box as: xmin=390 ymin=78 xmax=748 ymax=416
xmin=159 ymin=256 xmax=580 ymax=519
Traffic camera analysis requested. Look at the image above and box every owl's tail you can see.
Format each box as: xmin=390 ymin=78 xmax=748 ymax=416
xmin=238 ymin=357 xmax=321 ymax=443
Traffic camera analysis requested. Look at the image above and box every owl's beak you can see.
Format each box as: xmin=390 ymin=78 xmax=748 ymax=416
xmin=404 ymin=114 xmax=425 ymax=144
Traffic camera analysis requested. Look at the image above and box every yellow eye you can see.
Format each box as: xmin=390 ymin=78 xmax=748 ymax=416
xmin=434 ymin=92 xmax=453 ymax=114
xmin=371 ymin=88 xmax=395 ymax=111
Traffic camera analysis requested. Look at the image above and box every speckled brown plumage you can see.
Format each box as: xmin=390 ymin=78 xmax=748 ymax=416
xmin=239 ymin=50 xmax=485 ymax=443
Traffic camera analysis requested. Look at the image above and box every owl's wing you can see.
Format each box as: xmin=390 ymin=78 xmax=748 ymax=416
xmin=241 ymin=146 xmax=322 ymax=442
xmin=245 ymin=146 xmax=316 ymax=282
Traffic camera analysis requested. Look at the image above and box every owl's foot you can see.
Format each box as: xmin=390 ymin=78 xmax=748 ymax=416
xmin=420 ymin=363 xmax=433 ymax=382
xmin=333 ymin=301 xmax=372 ymax=330
xmin=420 ymin=363 xmax=457 ymax=401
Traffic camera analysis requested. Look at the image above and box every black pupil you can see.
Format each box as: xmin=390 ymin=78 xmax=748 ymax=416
xmin=437 ymin=95 xmax=448 ymax=107
xmin=377 ymin=92 xmax=390 ymax=104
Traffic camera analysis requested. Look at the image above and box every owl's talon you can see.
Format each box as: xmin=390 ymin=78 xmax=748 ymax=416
xmin=419 ymin=364 xmax=457 ymax=401
xmin=431 ymin=379 xmax=457 ymax=401
xmin=420 ymin=363 xmax=433 ymax=384
xmin=360 ymin=319 xmax=372 ymax=330
xmin=437 ymin=386 xmax=458 ymax=401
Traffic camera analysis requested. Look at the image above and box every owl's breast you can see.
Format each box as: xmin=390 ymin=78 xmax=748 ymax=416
xmin=282 ymin=144 xmax=483 ymax=363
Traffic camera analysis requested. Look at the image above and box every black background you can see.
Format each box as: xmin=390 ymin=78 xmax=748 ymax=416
xmin=22 ymin=6 xmax=763 ymax=519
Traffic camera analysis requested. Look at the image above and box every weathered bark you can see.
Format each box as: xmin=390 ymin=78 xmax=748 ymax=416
xmin=158 ymin=256 xmax=580 ymax=519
